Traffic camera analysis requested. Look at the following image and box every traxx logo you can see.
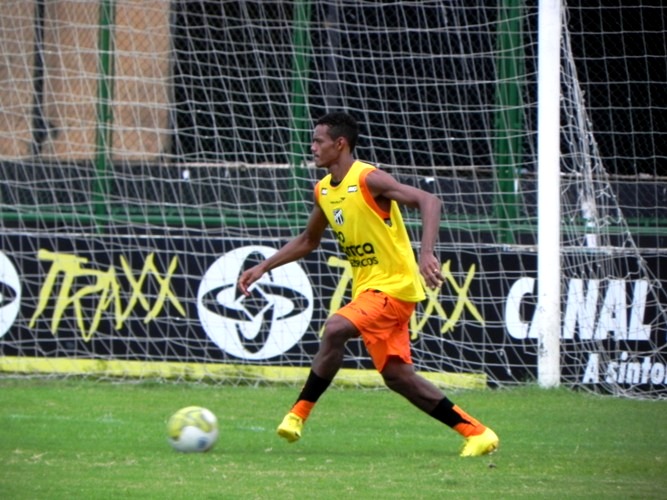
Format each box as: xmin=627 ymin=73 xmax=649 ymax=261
xmin=197 ymin=246 xmax=313 ymax=360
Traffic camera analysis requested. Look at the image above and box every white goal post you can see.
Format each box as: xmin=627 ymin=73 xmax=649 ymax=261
xmin=537 ymin=0 xmax=562 ymax=388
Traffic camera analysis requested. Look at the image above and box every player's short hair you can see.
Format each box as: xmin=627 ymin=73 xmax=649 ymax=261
xmin=316 ymin=112 xmax=359 ymax=153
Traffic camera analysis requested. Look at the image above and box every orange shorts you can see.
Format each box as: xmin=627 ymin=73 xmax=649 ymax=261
xmin=335 ymin=289 xmax=416 ymax=372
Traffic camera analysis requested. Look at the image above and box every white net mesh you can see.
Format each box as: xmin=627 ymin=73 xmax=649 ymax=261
xmin=0 ymin=1 xmax=665 ymax=398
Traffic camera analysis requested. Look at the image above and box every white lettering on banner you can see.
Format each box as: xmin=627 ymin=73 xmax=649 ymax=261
xmin=583 ymin=352 xmax=667 ymax=385
xmin=505 ymin=278 xmax=652 ymax=341
xmin=505 ymin=277 xmax=535 ymax=339
xmin=563 ymin=279 xmax=598 ymax=339
xmin=582 ymin=353 xmax=600 ymax=383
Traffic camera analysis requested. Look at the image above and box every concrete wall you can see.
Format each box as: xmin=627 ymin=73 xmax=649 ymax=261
xmin=0 ymin=2 xmax=35 ymax=157
xmin=0 ymin=0 xmax=171 ymax=161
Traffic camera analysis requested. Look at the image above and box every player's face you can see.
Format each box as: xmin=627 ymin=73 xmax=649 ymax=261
xmin=311 ymin=124 xmax=341 ymax=168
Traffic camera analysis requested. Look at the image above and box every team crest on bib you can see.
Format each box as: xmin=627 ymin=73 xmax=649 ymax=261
xmin=333 ymin=208 xmax=344 ymax=225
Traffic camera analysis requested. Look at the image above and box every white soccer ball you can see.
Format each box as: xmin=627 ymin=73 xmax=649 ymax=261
xmin=167 ymin=406 xmax=219 ymax=453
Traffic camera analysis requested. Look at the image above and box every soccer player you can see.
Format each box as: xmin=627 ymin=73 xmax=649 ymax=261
xmin=238 ymin=112 xmax=498 ymax=457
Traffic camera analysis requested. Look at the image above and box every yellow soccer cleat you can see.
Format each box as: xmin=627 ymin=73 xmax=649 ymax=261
xmin=460 ymin=427 xmax=499 ymax=457
xmin=277 ymin=412 xmax=304 ymax=443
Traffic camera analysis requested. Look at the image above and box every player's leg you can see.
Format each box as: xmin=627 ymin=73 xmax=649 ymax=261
xmin=311 ymin=314 xmax=359 ymax=379
xmin=363 ymin=293 xmax=498 ymax=457
xmin=380 ymin=357 xmax=499 ymax=457
xmin=291 ymin=313 xmax=359 ymax=417
xmin=380 ymin=357 xmax=444 ymax=410
xmin=380 ymin=358 xmax=486 ymax=433
xmin=277 ymin=313 xmax=359 ymax=442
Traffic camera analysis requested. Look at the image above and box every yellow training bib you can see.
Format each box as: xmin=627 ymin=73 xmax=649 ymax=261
xmin=315 ymin=161 xmax=425 ymax=302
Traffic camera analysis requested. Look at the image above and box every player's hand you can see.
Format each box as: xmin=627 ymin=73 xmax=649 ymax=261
xmin=419 ymin=255 xmax=443 ymax=289
xmin=237 ymin=265 xmax=265 ymax=296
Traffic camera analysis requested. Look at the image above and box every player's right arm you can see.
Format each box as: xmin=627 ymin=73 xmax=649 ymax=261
xmin=237 ymin=202 xmax=329 ymax=296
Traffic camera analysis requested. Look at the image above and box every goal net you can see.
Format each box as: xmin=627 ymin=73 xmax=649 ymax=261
xmin=0 ymin=1 xmax=665 ymax=398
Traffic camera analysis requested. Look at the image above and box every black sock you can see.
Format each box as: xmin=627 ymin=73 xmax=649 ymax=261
xmin=296 ymin=370 xmax=332 ymax=404
xmin=429 ymin=397 xmax=470 ymax=428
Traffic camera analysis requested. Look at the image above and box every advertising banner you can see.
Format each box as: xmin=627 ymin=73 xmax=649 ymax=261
xmin=1 ymin=234 xmax=665 ymax=396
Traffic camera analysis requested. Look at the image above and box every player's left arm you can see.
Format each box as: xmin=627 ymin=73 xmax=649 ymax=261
xmin=365 ymin=169 xmax=444 ymax=288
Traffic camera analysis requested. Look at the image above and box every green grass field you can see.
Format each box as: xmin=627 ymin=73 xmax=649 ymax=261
xmin=1 ymin=378 xmax=665 ymax=499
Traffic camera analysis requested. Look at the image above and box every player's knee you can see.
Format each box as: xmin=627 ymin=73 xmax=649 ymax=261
xmin=322 ymin=315 xmax=358 ymax=347
xmin=381 ymin=358 xmax=416 ymax=394
xmin=382 ymin=371 xmax=409 ymax=395
xmin=381 ymin=365 xmax=406 ymax=393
